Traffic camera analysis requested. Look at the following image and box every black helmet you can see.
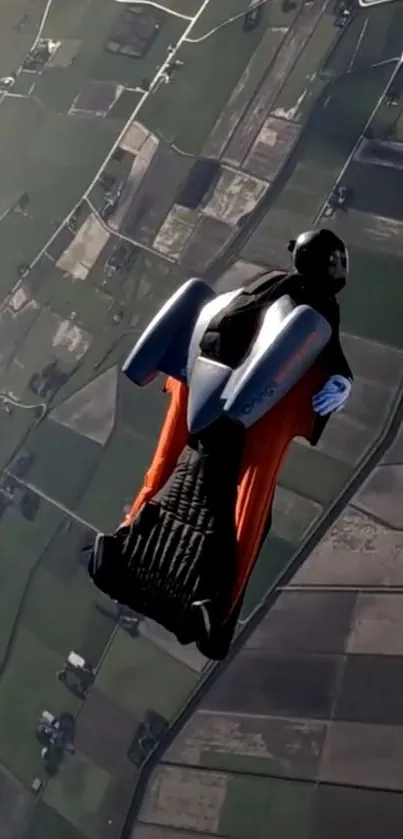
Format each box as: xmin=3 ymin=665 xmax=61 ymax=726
xmin=287 ymin=228 xmax=348 ymax=293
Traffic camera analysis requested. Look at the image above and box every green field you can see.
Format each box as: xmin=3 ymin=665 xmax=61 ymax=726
xmin=219 ymin=775 xmax=315 ymax=839
xmin=0 ymin=626 xmax=79 ymax=784
xmin=344 ymin=160 xmax=403 ymax=221
xmin=243 ymin=3 xmax=403 ymax=266
xmin=340 ymin=248 xmax=403 ymax=348
xmin=35 ymin=264 xmax=115 ymax=334
xmin=0 ymin=0 xmax=48 ymax=77
xmin=78 ymin=426 xmax=156 ymax=531
xmin=0 ymin=407 xmax=38 ymax=474
xmin=0 ymin=502 xmax=63 ymax=663
xmin=203 ymin=24 xmax=286 ymax=158
xmin=140 ymin=4 xmax=287 ymax=153
xmin=0 ymin=95 xmax=121 ymax=296
xmin=44 ymin=754 xmax=110 ymax=836
xmin=272 ymin=11 xmax=339 ymax=119
xmin=41 ymin=0 xmax=187 ymax=89
xmin=97 ymin=631 xmax=197 ymax=720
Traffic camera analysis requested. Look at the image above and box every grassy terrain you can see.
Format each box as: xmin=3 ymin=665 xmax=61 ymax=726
xmin=243 ymin=62 xmax=395 ymax=265
xmin=279 ymin=443 xmax=352 ymax=505
xmin=241 ymin=533 xmax=294 ymax=619
xmin=0 ymin=0 xmax=48 ymax=77
xmin=0 ymin=0 xmax=189 ymax=307
xmin=140 ymin=9 xmax=274 ymax=153
xmin=203 ymin=25 xmax=286 ymax=158
xmin=243 ymin=6 xmax=400 ymax=264
xmin=344 ymin=161 xmax=403 ymax=222
xmin=219 ymin=775 xmax=315 ymax=839
xmin=20 ymin=419 xmax=101 ymax=508
xmin=34 ymin=263 xmax=115 ymax=334
xmin=0 ymin=627 xmax=79 ymax=785
xmin=43 ymin=251 xmax=183 ymax=416
xmin=340 ymin=248 xmax=403 ymax=348
xmin=0 ymin=96 xmax=121 ymax=301
xmin=0 ymin=501 xmax=63 ymax=662
xmin=21 ymin=566 xmax=114 ymax=663
xmin=97 ymin=631 xmax=197 ymax=720
xmin=272 ymin=11 xmax=339 ymax=118
xmin=41 ymin=0 xmax=186 ymax=89
xmin=0 ymin=407 xmax=38 ymax=473
xmin=78 ymin=426 xmax=156 ymax=531
xmin=278 ymin=65 xmax=392 ymax=215
xmin=0 ymin=213 xmax=55 ymax=300
xmin=25 ymin=803 xmax=84 ymax=839
xmin=44 ymin=753 xmax=110 ymax=835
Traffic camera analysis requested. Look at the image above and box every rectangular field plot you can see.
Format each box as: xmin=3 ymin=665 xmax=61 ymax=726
xmin=0 ymin=628 xmax=79 ymax=785
xmin=325 ymin=6 xmax=403 ymax=79
xmin=22 ymin=418 xmax=101 ymax=509
xmin=139 ymin=765 xmax=315 ymax=838
xmin=203 ymin=26 xmax=286 ymax=159
xmin=272 ymin=12 xmax=338 ymax=119
xmin=0 ymin=406 xmax=37 ymax=475
xmin=139 ymin=14 xmax=269 ymax=154
xmin=349 ymin=3 xmax=403 ymax=69
xmin=118 ymin=375 xmax=167 ymax=443
xmin=241 ymin=533 xmax=295 ymax=618
xmin=271 ymin=486 xmax=322 ymax=546
xmin=0 ymin=213 xmax=54 ymax=300
xmin=242 ymin=62 xmax=397 ymax=266
xmin=342 ymin=159 xmax=403 ymax=222
xmin=41 ymin=0 xmax=187 ymax=90
xmin=125 ymin=252 xmax=184 ymax=334
xmin=331 ymin=210 xmax=403 ymax=260
xmin=242 ymin=208 xmax=314 ymax=267
xmin=279 ymin=443 xmax=352 ymax=507
xmin=21 ymin=563 xmax=115 ymax=664
xmin=340 ymin=246 xmax=403 ymax=348
xmin=78 ymin=426 xmax=156 ymax=532
xmin=34 ymin=264 xmax=114 ymax=334
xmin=0 ymin=499 xmax=63 ymax=663
xmin=44 ymin=751 xmax=110 ymax=836
xmin=0 ymin=0 xmax=48 ymax=77
xmin=219 ymin=774 xmax=315 ymax=839
xmin=301 ymin=65 xmax=394 ymax=169
xmin=97 ymin=631 xmax=197 ymax=721
xmin=164 ymin=709 xmax=327 ymax=779
xmin=275 ymin=160 xmax=336 ymax=217
xmin=0 ymin=97 xmax=119 ymax=218
xmin=23 ymin=802 xmax=84 ymax=839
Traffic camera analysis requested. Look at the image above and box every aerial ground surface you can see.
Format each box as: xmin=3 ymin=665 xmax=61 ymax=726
xmin=0 ymin=1 xmax=402 ymax=838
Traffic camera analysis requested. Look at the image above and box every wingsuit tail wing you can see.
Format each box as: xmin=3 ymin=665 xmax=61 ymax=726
xmin=122 ymin=376 xmax=189 ymax=525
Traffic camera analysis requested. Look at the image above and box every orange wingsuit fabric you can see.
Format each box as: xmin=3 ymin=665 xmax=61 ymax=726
xmin=122 ymin=362 xmax=326 ymax=614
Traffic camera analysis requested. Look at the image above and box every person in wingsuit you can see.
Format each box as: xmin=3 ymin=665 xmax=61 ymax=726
xmin=87 ymin=228 xmax=352 ymax=660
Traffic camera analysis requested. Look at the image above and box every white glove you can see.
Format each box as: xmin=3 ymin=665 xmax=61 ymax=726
xmin=312 ymin=374 xmax=352 ymax=416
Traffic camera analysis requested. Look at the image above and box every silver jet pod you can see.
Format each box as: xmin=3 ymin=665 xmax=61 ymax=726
xmin=187 ymin=294 xmax=332 ymax=433
xmin=186 ymin=288 xmax=243 ymax=434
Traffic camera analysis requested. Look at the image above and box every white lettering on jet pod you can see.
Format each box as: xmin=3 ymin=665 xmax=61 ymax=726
xmin=241 ymin=382 xmax=276 ymax=415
